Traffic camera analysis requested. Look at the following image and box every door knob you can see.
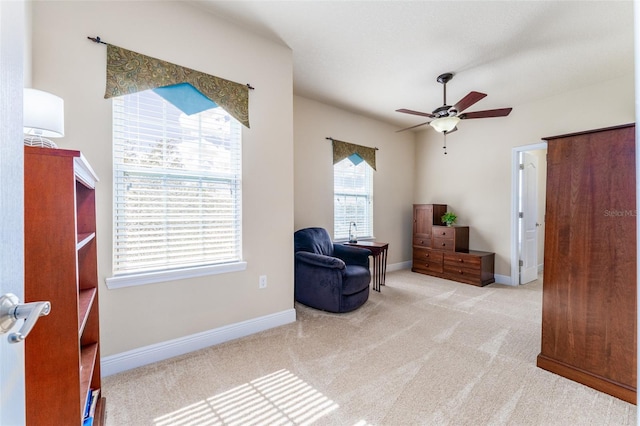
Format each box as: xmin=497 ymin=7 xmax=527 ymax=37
xmin=0 ymin=293 xmax=51 ymax=343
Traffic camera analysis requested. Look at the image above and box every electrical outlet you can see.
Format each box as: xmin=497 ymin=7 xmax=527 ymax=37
xmin=259 ymin=275 xmax=267 ymax=289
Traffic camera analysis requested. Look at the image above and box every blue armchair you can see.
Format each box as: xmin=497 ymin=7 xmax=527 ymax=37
xmin=294 ymin=227 xmax=371 ymax=313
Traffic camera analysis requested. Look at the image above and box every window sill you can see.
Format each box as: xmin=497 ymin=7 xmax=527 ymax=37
xmin=335 ymin=237 xmax=375 ymax=244
xmin=105 ymin=261 xmax=248 ymax=289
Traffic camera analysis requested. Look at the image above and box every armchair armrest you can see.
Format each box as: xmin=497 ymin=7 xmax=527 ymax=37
xmin=295 ymin=251 xmax=346 ymax=270
xmin=333 ymin=244 xmax=371 ymax=268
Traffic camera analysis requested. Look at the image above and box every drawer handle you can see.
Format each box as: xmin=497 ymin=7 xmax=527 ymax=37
xmin=420 ymin=240 xmax=424 ymax=244
xmin=425 ymin=264 xmax=430 ymax=268
xmin=458 ymin=258 xmax=464 ymax=263
xmin=425 ymin=253 xmax=430 ymax=258
xmin=441 ymin=243 xmax=446 ymax=246
xmin=458 ymin=270 xmax=464 ymax=274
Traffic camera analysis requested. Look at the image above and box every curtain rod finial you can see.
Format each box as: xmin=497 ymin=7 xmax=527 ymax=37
xmin=87 ymin=36 xmax=107 ymax=45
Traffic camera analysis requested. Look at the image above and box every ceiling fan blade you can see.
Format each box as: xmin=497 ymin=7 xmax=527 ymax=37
xmin=396 ymin=121 xmax=431 ymax=133
xmin=396 ymin=108 xmax=434 ymax=118
xmin=460 ymin=107 xmax=513 ymax=119
xmin=453 ymin=91 xmax=487 ymax=113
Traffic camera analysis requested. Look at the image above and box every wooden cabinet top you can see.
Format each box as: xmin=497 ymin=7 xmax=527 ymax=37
xmin=543 ymin=123 xmax=634 ymax=141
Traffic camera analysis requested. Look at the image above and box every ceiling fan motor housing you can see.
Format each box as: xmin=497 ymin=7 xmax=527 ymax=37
xmin=432 ymin=105 xmax=457 ymax=117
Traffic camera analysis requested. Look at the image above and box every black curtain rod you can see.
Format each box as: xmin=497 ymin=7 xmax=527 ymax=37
xmin=87 ymin=35 xmax=255 ymax=90
xmin=326 ymin=137 xmax=379 ymax=150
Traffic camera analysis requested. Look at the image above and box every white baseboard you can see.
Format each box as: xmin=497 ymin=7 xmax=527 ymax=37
xmin=101 ymin=308 xmax=297 ymax=377
xmin=494 ymin=273 xmax=513 ymax=286
xmin=387 ymin=260 xmax=412 ymax=272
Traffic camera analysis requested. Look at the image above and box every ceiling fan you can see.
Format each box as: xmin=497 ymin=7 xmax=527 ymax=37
xmin=396 ymin=72 xmax=512 ymax=152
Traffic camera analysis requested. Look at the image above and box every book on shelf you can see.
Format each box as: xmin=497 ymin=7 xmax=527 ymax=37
xmin=83 ymin=388 xmax=100 ymax=425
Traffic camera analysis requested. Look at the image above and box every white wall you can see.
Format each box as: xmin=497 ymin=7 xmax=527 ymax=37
xmin=293 ymin=96 xmax=416 ymax=266
xmin=415 ymin=74 xmax=634 ymax=277
xmin=31 ymin=1 xmax=294 ymax=356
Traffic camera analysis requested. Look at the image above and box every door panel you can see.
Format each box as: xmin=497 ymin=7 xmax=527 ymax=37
xmin=0 ymin=1 xmax=26 ymax=424
xmin=520 ymin=152 xmax=539 ymax=284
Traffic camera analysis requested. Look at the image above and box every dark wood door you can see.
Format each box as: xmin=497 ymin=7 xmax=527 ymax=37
xmin=413 ymin=204 xmax=433 ymax=240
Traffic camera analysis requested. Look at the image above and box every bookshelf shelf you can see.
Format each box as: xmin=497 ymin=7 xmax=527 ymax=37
xmin=77 ymin=232 xmax=96 ymax=250
xmin=78 ymin=288 xmax=96 ymax=336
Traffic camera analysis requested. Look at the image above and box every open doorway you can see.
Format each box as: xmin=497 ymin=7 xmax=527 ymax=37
xmin=510 ymin=143 xmax=547 ymax=285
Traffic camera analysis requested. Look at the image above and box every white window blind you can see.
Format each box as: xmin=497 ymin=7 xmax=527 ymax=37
xmin=112 ymin=90 xmax=242 ymax=276
xmin=334 ymin=158 xmax=373 ymax=240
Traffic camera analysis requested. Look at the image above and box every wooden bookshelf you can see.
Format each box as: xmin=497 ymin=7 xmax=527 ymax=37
xmin=24 ymin=147 xmax=106 ymax=425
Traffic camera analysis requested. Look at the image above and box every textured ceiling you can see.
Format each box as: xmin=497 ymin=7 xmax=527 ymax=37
xmin=192 ymin=1 xmax=634 ymax=130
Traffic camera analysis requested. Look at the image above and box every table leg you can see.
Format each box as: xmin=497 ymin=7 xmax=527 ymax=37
xmin=381 ymin=247 xmax=387 ymax=286
xmin=373 ymin=253 xmax=379 ymax=292
xmin=376 ymin=253 xmax=382 ymax=291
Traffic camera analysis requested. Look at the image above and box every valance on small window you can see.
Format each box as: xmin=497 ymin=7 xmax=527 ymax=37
xmin=332 ymin=139 xmax=377 ymax=170
xmin=104 ymin=44 xmax=250 ymax=127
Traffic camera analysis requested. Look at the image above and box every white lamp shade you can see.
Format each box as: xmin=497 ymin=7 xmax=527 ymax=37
xmin=429 ymin=116 xmax=460 ymax=133
xmin=23 ymin=88 xmax=65 ymax=138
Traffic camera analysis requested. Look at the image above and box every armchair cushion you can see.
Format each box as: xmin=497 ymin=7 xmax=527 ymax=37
xmin=295 ymin=251 xmax=345 ymax=270
xmin=334 ymin=244 xmax=371 ymax=268
xmin=342 ymin=265 xmax=371 ymax=295
xmin=294 ymin=227 xmax=334 ymax=256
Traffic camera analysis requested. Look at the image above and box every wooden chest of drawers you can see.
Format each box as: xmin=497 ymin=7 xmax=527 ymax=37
xmin=413 ymin=246 xmax=443 ymax=273
xmin=431 ymin=226 xmax=469 ymax=252
xmin=442 ymin=251 xmax=495 ymax=286
xmin=412 ymin=204 xmax=495 ymax=287
xmin=412 ymin=247 xmax=494 ymax=286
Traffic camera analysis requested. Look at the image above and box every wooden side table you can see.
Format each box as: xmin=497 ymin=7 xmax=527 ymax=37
xmin=344 ymin=241 xmax=389 ymax=292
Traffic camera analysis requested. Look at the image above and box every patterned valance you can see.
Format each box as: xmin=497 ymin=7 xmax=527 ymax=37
xmin=332 ymin=139 xmax=377 ymax=170
xmin=104 ymin=44 xmax=250 ymax=127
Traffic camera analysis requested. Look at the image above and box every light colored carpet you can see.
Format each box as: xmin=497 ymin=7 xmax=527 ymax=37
xmin=103 ymin=269 xmax=636 ymax=425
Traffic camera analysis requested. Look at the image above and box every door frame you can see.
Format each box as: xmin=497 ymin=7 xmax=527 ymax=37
xmin=510 ymin=142 xmax=547 ymax=286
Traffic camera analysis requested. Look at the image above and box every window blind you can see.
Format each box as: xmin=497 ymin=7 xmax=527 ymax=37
xmin=334 ymin=158 xmax=373 ymax=240
xmin=112 ymin=90 xmax=242 ymax=275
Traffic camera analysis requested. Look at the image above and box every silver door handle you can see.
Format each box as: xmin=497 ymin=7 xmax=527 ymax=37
xmin=0 ymin=293 xmax=51 ymax=344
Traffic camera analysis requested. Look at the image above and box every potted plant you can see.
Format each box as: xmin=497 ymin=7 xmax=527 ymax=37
xmin=441 ymin=211 xmax=457 ymax=227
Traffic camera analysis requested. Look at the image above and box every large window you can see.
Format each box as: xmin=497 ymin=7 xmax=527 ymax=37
xmin=111 ymin=90 xmax=242 ymax=281
xmin=334 ymin=158 xmax=373 ymax=240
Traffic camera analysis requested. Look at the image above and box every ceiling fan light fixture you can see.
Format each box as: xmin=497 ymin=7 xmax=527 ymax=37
xmin=429 ymin=116 xmax=460 ymax=133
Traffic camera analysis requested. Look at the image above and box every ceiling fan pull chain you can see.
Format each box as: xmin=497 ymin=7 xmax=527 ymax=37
xmin=443 ymin=132 xmax=447 ymax=155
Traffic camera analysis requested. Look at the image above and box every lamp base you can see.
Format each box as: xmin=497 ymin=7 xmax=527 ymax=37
xmin=24 ymin=136 xmax=58 ymax=149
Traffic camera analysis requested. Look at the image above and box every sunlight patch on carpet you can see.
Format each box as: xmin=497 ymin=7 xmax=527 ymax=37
xmin=153 ymin=369 xmax=339 ymax=426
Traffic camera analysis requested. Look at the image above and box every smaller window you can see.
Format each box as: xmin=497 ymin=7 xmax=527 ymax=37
xmin=333 ymin=158 xmax=373 ymax=240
